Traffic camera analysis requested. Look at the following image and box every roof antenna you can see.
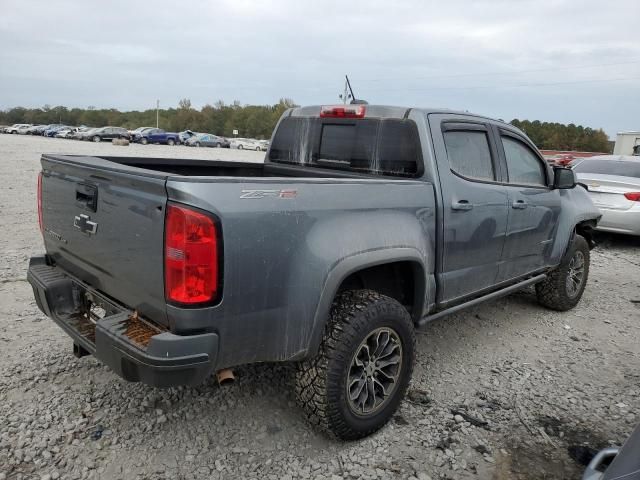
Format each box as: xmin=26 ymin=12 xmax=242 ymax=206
xmin=339 ymin=75 xmax=368 ymax=105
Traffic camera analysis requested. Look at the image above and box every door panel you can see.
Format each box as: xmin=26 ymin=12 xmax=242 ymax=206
xmin=495 ymin=129 xmax=561 ymax=280
xmin=429 ymin=114 xmax=509 ymax=305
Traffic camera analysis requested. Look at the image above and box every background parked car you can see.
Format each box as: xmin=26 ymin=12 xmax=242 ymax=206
xmin=24 ymin=125 xmax=45 ymax=135
xmin=44 ymin=125 xmax=70 ymax=137
xmin=186 ymin=133 xmax=230 ymax=148
xmin=129 ymin=126 xmax=154 ymax=138
xmin=134 ymin=128 xmax=179 ymax=145
xmin=88 ymin=127 xmax=130 ymax=142
xmin=4 ymin=123 xmax=31 ymax=134
xmin=70 ymin=126 xmax=92 ymax=140
xmin=16 ymin=125 xmax=33 ymax=135
xmin=230 ymin=138 xmax=262 ymax=150
xmin=74 ymin=127 xmax=97 ymax=140
xmin=55 ymin=127 xmax=79 ymax=139
xmin=573 ymin=156 xmax=640 ymax=236
xmin=179 ymin=130 xmax=198 ymax=144
xmin=33 ymin=124 xmax=57 ymax=135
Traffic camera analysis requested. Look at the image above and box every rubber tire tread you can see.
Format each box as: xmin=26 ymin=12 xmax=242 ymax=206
xmin=536 ymin=234 xmax=590 ymax=311
xmin=295 ymin=289 xmax=415 ymax=440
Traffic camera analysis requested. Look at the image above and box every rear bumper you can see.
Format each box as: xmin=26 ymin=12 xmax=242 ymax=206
xmin=595 ymin=207 xmax=640 ymax=236
xmin=27 ymin=255 xmax=219 ymax=387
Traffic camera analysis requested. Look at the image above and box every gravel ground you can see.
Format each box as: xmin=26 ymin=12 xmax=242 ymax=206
xmin=1 ymin=133 xmax=639 ymax=480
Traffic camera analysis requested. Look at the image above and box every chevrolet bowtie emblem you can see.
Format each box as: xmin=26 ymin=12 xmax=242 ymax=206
xmin=74 ymin=213 xmax=98 ymax=235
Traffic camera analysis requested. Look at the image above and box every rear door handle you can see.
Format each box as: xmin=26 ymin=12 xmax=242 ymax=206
xmin=452 ymin=200 xmax=473 ymax=211
xmin=512 ymin=200 xmax=528 ymax=209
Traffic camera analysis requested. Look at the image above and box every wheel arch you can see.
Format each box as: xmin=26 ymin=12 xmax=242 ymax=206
xmin=306 ymin=249 xmax=428 ymax=357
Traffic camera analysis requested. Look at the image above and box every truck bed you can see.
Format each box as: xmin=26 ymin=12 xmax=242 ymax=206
xmin=45 ymin=155 xmax=371 ymax=179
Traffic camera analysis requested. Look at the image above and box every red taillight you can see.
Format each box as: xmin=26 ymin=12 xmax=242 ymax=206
xmin=164 ymin=203 xmax=220 ymax=305
xmin=624 ymin=192 xmax=640 ymax=201
xmin=320 ymin=105 xmax=366 ymax=118
xmin=37 ymin=171 xmax=43 ymax=235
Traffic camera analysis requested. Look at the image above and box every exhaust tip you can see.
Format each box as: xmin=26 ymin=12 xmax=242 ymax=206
xmin=216 ymin=368 xmax=235 ymax=385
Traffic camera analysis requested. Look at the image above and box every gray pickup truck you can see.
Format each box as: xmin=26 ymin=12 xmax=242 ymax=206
xmin=28 ymin=104 xmax=600 ymax=439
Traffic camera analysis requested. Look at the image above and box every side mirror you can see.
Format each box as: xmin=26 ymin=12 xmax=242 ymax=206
xmin=553 ymin=166 xmax=576 ymax=189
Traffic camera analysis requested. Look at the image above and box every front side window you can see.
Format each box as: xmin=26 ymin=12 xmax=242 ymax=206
xmin=502 ymin=136 xmax=547 ymax=186
xmin=443 ymin=130 xmax=495 ymax=181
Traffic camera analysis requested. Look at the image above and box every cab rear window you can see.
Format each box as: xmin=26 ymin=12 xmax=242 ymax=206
xmin=269 ymin=117 xmax=420 ymax=177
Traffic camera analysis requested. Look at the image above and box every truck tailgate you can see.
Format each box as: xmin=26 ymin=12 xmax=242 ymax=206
xmin=40 ymin=155 xmax=169 ymax=326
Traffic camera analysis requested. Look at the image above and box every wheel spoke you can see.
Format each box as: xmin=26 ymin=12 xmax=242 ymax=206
xmin=373 ymin=376 xmax=389 ymax=397
xmin=376 ymin=354 xmax=400 ymax=370
xmin=377 ymin=341 xmax=400 ymax=360
xmin=348 ymin=376 xmax=367 ymax=402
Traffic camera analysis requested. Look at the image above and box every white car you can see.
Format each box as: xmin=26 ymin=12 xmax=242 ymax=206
xmin=230 ymin=138 xmax=262 ymax=151
xmin=573 ymin=156 xmax=640 ymax=236
xmin=4 ymin=123 xmax=31 ymax=134
xmin=54 ymin=128 xmax=78 ymax=139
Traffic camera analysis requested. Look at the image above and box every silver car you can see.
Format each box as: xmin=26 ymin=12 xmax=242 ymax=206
xmin=573 ymin=156 xmax=640 ymax=236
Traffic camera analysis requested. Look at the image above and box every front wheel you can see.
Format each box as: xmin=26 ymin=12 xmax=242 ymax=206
xmin=237 ymin=144 xmax=243 ymax=150
xmin=536 ymin=234 xmax=590 ymax=311
xmin=295 ymin=290 xmax=415 ymax=440
xmin=167 ymin=138 xmax=175 ymax=146
xmin=140 ymin=137 xmax=148 ymax=145
xmin=92 ymin=135 xmax=101 ymax=142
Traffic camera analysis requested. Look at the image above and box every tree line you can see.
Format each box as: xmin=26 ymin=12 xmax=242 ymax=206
xmin=509 ymin=119 xmax=610 ymax=153
xmin=0 ymin=98 xmax=297 ymax=140
xmin=0 ymin=100 xmax=612 ymax=151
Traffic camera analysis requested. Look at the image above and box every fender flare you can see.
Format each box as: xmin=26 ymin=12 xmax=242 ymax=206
xmin=306 ymin=247 xmax=427 ymax=357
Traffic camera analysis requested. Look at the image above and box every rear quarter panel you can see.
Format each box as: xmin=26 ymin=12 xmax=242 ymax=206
xmin=165 ymin=177 xmax=436 ymax=368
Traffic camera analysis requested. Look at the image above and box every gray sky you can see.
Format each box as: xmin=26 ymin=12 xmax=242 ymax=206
xmin=1 ymin=0 xmax=638 ymax=137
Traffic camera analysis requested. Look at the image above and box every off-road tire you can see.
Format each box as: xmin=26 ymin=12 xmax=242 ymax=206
xmin=295 ymin=289 xmax=415 ymax=440
xmin=536 ymin=234 xmax=590 ymax=311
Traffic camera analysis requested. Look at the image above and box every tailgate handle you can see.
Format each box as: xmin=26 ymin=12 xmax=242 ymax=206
xmin=76 ymin=183 xmax=98 ymax=212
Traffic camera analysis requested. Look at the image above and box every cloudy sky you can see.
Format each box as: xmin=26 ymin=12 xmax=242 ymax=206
xmin=1 ymin=0 xmax=638 ymax=136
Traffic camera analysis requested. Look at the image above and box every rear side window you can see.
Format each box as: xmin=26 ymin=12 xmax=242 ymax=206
xmin=269 ymin=117 xmax=420 ymax=177
xmin=269 ymin=117 xmax=310 ymax=164
xmin=443 ymin=130 xmax=495 ymax=181
xmin=377 ymin=120 xmax=419 ymax=176
xmin=502 ymin=136 xmax=547 ymax=186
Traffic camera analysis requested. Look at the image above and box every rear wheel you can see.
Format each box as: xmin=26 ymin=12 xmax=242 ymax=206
xmin=536 ymin=234 xmax=590 ymax=311
xmin=237 ymin=144 xmax=243 ymax=150
xmin=92 ymin=135 xmax=101 ymax=142
xmin=295 ymin=290 xmax=415 ymax=440
xmin=141 ymin=137 xmax=148 ymax=145
xmin=167 ymin=138 xmax=175 ymax=146
xmin=215 ymin=143 xmax=221 ymax=148
xmin=195 ymin=142 xmax=201 ymax=147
